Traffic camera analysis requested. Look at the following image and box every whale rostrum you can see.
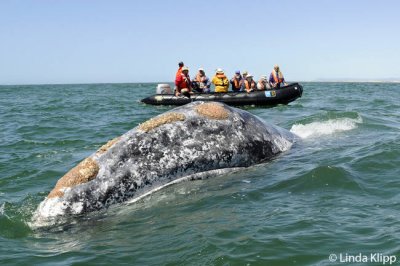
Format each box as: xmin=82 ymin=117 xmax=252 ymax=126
xmin=32 ymin=102 xmax=295 ymax=222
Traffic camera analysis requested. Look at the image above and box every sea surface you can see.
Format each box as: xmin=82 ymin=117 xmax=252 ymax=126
xmin=0 ymin=82 xmax=399 ymax=265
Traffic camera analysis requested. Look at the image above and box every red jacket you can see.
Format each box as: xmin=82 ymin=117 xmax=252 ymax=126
xmin=175 ymin=67 xmax=183 ymax=79
xmin=175 ymin=73 xmax=191 ymax=92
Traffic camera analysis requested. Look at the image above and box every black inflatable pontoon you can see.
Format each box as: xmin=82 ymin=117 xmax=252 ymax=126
xmin=141 ymin=83 xmax=303 ymax=106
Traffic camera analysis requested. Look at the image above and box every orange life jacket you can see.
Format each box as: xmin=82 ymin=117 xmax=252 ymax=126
xmin=245 ymin=79 xmax=255 ymax=91
xmin=233 ymin=77 xmax=242 ymax=89
xmin=272 ymin=71 xmax=283 ymax=83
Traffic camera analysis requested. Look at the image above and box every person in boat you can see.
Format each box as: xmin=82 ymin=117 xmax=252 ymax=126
xmin=244 ymin=74 xmax=256 ymax=93
xmin=230 ymin=70 xmax=244 ymax=92
xmin=257 ymin=75 xmax=269 ymax=91
xmin=175 ymin=66 xmax=192 ymax=97
xmin=241 ymin=71 xmax=248 ymax=91
xmin=174 ymin=61 xmax=184 ymax=93
xmin=192 ymin=68 xmax=211 ymax=93
xmin=212 ymin=68 xmax=229 ymax=93
xmin=269 ymin=64 xmax=288 ymax=88
xmin=176 ymin=61 xmax=184 ymax=79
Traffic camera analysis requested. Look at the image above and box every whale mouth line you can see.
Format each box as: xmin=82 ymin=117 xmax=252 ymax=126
xmin=126 ymin=167 xmax=245 ymax=205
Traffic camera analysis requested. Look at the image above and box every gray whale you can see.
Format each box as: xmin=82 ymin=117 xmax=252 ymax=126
xmin=32 ymin=102 xmax=295 ymax=222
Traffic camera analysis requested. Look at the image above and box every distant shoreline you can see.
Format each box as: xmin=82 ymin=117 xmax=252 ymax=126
xmin=310 ymin=80 xmax=400 ymax=83
xmin=1 ymin=80 xmax=400 ymax=86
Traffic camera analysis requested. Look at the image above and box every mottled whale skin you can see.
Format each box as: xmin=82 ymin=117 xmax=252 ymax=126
xmin=33 ymin=102 xmax=295 ymax=222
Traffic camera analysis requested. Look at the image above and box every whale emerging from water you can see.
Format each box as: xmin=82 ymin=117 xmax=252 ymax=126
xmin=32 ymin=102 xmax=295 ymax=222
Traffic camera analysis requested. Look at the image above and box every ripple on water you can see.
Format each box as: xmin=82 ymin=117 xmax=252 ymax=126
xmin=268 ymin=165 xmax=364 ymax=194
xmin=1 ymin=82 xmax=400 ymax=265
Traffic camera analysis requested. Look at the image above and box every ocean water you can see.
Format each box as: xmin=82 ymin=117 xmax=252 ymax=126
xmin=0 ymin=82 xmax=399 ymax=265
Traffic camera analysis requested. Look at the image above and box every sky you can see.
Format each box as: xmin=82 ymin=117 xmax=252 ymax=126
xmin=0 ymin=0 xmax=399 ymax=85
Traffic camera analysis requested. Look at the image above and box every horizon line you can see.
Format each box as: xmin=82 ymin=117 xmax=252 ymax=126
xmin=1 ymin=79 xmax=400 ymax=86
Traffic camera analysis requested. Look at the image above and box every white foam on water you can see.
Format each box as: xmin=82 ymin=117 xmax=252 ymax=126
xmin=290 ymin=116 xmax=362 ymax=139
xmin=0 ymin=202 xmax=6 ymax=217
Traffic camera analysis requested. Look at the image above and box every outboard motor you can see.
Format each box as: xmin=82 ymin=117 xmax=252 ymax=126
xmin=156 ymin=84 xmax=172 ymax=94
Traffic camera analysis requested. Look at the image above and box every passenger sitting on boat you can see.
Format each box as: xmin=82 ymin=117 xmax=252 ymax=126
xmin=269 ymin=64 xmax=288 ymax=88
xmin=192 ymin=68 xmax=211 ymax=93
xmin=241 ymin=71 xmax=248 ymax=91
xmin=244 ymin=74 xmax=256 ymax=93
xmin=257 ymin=75 xmax=269 ymax=91
xmin=230 ymin=70 xmax=243 ymax=92
xmin=175 ymin=66 xmax=192 ymax=97
xmin=212 ymin=68 xmax=229 ymax=93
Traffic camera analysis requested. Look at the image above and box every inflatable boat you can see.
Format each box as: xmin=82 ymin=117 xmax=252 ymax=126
xmin=141 ymin=83 xmax=303 ymax=106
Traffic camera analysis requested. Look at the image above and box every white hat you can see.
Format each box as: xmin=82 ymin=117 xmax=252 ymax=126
xmin=261 ymin=75 xmax=267 ymax=80
xmin=216 ymin=68 xmax=224 ymax=74
xmin=198 ymin=68 xmax=205 ymax=72
xmin=182 ymin=66 xmax=189 ymax=71
xmin=247 ymin=73 xmax=253 ymax=78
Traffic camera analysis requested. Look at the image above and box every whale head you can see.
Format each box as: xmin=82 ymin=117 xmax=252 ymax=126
xmin=31 ymin=102 xmax=295 ymax=226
